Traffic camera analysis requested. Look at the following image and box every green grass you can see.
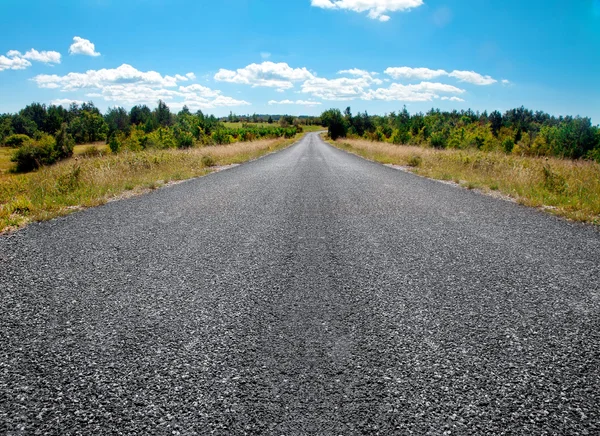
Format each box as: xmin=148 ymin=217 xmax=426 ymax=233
xmin=0 ymin=135 xmax=302 ymax=233
xmin=326 ymin=135 xmax=600 ymax=225
xmin=0 ymin=147 xmax=13 ymax=175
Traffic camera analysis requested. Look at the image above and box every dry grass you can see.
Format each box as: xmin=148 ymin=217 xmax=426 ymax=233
xmin=0 ymin=136 xmax=299 ymax=233
xmin=329 ymin=136 xmax=600 ymax=225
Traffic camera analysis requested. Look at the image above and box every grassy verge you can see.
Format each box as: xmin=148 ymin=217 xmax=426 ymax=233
xmin=326 ymin=136 xmax=600 ymax=225
xmin=0 ymin=135 xmax=301 ymax=233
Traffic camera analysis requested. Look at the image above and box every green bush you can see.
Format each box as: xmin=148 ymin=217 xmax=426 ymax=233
xmin=429 ymin=133 xmax=447 ymax=149
xmin=108 ymin=134 xmax=121 ymax=153
xmin=407 ymin=155 xmax=422 ymax=167
xmin=5 ymin=134 xmax=31 ymax=147
xmin=54 ymin=124 xmax=75 ymax=160
xmin=502 ymin=138 xmax=515 ymax=154
xmin=201 ymin=155 xmax=215 ymax=167
xmin=11 ymin=143 xmax=55 ymax=172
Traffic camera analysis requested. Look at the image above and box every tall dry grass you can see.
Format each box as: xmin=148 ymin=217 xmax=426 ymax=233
xmin=330 ymin=137 xmax=600 ymax=224
xmin=0 ymin=136 xmax=298 ymax=232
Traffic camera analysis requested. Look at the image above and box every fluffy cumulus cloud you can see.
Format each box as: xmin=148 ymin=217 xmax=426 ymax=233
xmin=364 ymin=82 xmax=465 ymax=102
xmin=210 ymin=60 xmax=505 ymax=105
xmin=448 ymin=70 xmax=497 ymax=85
xmin=33 ymin=64 xmax=249 ymax=110
xmin=384 ymin=67 xmax=447 ymax=80
xmin=0 ymin=48 xmax=61 ymax=71
xmin=311 ymin=0 xmax=423 ymax=21
xmin=69 ymin=37 xmax=101 ymax=57
xmin=215 ymin=62 xmax=314 ymax=90
xmin=338 ymin=68 xmax=382 ymax=84
xmin=301 ymin=77 xmax=375 ymax=101
xmin=441 ymin=96 xmax=465 ymax=102
xmin=385 ymin=66 xmax=497 ymax=85
xmin=268 ymin=99 xmax=322 ymax=106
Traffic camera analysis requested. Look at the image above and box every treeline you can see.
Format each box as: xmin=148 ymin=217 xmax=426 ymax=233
xmin=0 ymin=100 xmax=305 ymax=172
xmin=224 ymin=112 xmax=322 ymax=125
xmin=321 ymin=107 xmax=600 ymax=161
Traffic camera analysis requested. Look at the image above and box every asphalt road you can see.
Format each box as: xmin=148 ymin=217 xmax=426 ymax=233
xmin=1 ymin=132 xmax=599 ymax=435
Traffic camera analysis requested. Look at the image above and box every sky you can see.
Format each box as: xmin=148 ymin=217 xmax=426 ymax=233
xmin=1 ymin=0 xmax=599 ymax=122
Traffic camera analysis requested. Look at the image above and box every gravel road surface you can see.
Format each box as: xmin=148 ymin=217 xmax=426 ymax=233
xmin=1 ymin=132 xmax=599 ymax=435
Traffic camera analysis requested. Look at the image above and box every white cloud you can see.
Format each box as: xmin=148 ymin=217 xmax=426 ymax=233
xmin=385 ymin=66 xmax=498 ymax=85
xmin=441 ymin=96 xmax=465 ymax=102
xmin=338 ymin=68 xmax=383 ymax=84
xmin=448 ymin=70 xmax=497 ymax=85
xmin=364 ymin=82 xmax=465 ymax=102
xmin=33 ymin=64 xmax=249 ymax=109
xmin=22 ymin=49 xmax=61 ymax=64
xmin=179 ymin=84 xmax=221 ymax=98
xmin=50 ymin=98 xmax=85 ymax=107
xmin=214 ymin=62 xmax=314 ymax=89
xmin=385 ymin=67 xmax=448 ymax=80
xmin=502 ymin=79 xmax=511 ymax=86
xmin=0 ymin=54 xmax=31 ymax=71
xmin=311 ymin=0 xmax=424 ymax=21
xmin=268 ymin=99 xmax=322 ymax=106
xmin=301 ymin=76 xmax=374 ymax=100
xmin=186 ymin=72 xmax=196 ymax=80
xmin=1 ymin=48 xmax=61 ymax=71
xmin=69 ymin=37 xmax=101 ymax=57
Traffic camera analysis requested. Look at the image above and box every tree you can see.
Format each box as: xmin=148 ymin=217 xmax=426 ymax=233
xmin=130 ymin=105 xmax=153 ymax=126
xmin=105 ymin=107 xmax=130 ymax=139
xmin=11 ymin=114 xmax=37 ymax=137
xmin=54 ymin=123 xmax=75 ymax=160
xmin=489 ymin=110 xmax=502 ymax=137
xmin=320 ymin=109 xmax=348 ymax=140
xmin=268 ymin=115 xmax=273 ymax=124
xmin=155 ymin=100 xmax=172 ymax=127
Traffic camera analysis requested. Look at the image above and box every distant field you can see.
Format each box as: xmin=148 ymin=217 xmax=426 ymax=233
xmin=73 ymin=142 xmax=109 ymax=156
xmin=0 ymin=142 xmax=110 ymax=177
xmin=223 ymin=122 xmax=324 ymax=132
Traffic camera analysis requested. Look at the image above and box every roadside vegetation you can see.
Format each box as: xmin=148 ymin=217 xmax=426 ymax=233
xmin=0 ymin=100 xmax=320 ymax=232
xmin=0 ymin=136 xmax=299 ymax=232
xmin=325 ymin=138 xmax=600 ymax=224
xmin=320 ymin=106 xmax=600 ymax=224
xmin=320 ymin=106 xmax=600 ymax=161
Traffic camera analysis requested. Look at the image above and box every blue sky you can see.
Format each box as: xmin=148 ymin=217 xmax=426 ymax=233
xmin=1 ymin=0 xmax=599 ymax=122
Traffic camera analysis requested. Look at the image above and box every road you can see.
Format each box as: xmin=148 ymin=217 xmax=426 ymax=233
xmin=1 ymin=132 xmax=599 ymax=435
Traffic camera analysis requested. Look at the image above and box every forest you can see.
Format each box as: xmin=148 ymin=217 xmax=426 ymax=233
xmin=320 ymin=106 xmax=600 ymax=162
xmin=0 ymin=101 xmax=307 ymax=172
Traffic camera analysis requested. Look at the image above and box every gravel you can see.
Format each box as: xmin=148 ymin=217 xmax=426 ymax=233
xmin=1 ymin=132 xmax=599 ymax=435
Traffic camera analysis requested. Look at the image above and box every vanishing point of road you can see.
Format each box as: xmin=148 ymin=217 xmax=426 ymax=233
xmin=1 ymin=133 xmax=599 ymax=435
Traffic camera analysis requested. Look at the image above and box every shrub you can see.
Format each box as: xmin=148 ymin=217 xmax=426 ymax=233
xmin=81 ymin=145 xmax=104 ymax=157
xmin=108 ymin=134 xmax=121 ymax=153
xmin=176 ymin=131 xmax=195 ymax=148
xmin=201 ymin=155 xmax=215 ymax=167
xmin=407 ymin=155 xmax=422 ymax=167
xmin=54 ymin=124 xmax=75 ymax=160
xmin=11 ymin=143 xmax=55 ymax=172
xmin=542 ymin=165 xmax=567 ymax=193
xmin=212 ymin=130 xmax=233 ymax=145
xmin=391 ymin=129 xmax=410 ymax=145
xmin=502 ymin=138 xmax=515 ymax=154
xmin=5 ymin=134 xmax=31 ymax=147
xmin=429 ymin=132 xmax=447 ymax=149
